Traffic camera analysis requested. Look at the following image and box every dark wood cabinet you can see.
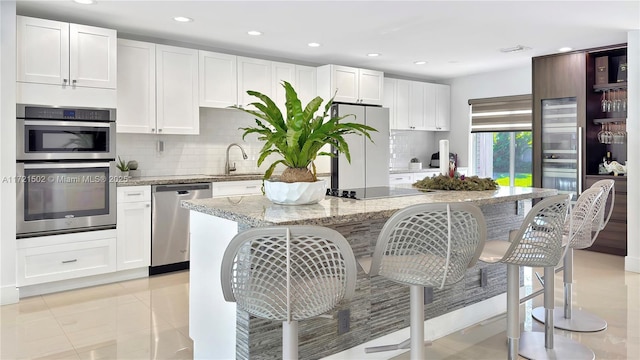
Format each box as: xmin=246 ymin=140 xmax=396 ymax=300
xmin=533 ymin=44 xmax=628 ymax=256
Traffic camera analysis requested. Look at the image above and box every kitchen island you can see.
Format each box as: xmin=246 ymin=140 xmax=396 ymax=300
xmin=182 ymin=186 xmax=557 ymax=360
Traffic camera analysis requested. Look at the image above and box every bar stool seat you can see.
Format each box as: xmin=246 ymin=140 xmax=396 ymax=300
xmin=220 ymin=225 xmax=357 ymax=360
xmin=360 ymin=202 xmax=487 ymax=359
xmin=478 ymin=194 xmax=593 ymax=360
xmin=532 ymin=185 xmax=610 ymax=333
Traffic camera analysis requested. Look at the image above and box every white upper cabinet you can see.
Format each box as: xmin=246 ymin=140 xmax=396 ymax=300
xmin=17 ymin=16 xmax=116 ymax=89
xmin=317 ymin=64 xmax=384 ymax=105
xmin=271 ymin=61 xmax=295 ymax=115
xmin=294 ymin=65 xmax=317 ymax=106
xmin=117 ymin=39 xmax=155 ymax=134
xmin=384 ymin=78 xmax=410 ymax=129
xmin=237 ymin=57 xmax=272 ymax=107
xmin=386 ymin=77 xmax=450 ymax=132
xmin=117 ymin=40 xmax=198 ymax=135
xmin=199 ymin=51 xmax=238 ymax=108
xmin=434 ymin=83 xmax=451 ymax=131
xmin=156 ymin=44 xmax=199 ymax=135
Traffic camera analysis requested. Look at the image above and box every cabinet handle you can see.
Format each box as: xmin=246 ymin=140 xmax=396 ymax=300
xmin=151 ymin=128 xmax=155 ymax=133
xmin=158 ymin=129 xmax=163 ymax=133
xmin=126 ymin=192 xmax=143 ymax=196
xmin=62 ymin=79 xmax=68 ymax=84
xmin=72 ymin=79 xmax=77 ymax=85
xmin=245 ymin=186 xmax=257 ymax=189
xmin=62 ymin=259 xmax=78 ymax=264
xmin=146 ymin=204 xmax=150 ymax=208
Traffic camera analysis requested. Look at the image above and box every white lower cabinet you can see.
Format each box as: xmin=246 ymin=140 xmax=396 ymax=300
xmin=116 ymin=186 xmax=151 ymax=271
xmin=17 ymin=230 xmax=117 ymax=286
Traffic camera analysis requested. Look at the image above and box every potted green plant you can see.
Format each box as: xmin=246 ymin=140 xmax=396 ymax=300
xmin=234 ymin=81 xmax=377 ymax=204
xmin=116 ymin=156 xmax=130 ymax=176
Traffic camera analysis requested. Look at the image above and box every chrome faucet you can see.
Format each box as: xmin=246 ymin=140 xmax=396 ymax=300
xmin=225 ymin=143 xmax=248 ymax=175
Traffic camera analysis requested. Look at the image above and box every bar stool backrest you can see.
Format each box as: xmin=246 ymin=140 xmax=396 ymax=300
xmin=501 ymin=194 xmax=570 ymax=267
xmin=368 ymin=203 xmax=487 ymax=289
xmin=221 ymin=226 xmax=357 ymax=321
xmin=565 ymin=187 xmax=605 ymax=250
xmin=589 ymin=179 xmax=615 ymax=233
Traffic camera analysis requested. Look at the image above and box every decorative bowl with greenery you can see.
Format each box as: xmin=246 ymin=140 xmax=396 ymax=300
xmin=116 ymin=156 xmax=130 ymax=173
xmin=234 ymin=81 xmax=377 ymax=183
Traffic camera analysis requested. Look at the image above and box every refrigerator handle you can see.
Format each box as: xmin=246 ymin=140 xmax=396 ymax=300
xmin=577 ymin=126 xmax=583 ymax=195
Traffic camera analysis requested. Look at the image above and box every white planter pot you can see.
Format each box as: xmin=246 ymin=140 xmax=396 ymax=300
xmin=264 ymin=179 xmax=326 ymax=205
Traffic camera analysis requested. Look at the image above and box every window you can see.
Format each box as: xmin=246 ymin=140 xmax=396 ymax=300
xmin=469 ymin=95 xmax=532 ymax=187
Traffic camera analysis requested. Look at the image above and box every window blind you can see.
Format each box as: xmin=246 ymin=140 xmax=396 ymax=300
xmin=469 ymin=94 xmax=532 ymax=132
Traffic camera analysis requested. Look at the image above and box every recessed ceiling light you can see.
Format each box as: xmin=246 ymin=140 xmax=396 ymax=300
xmin=414 ymin=61 xmax=427 ymax=65
xmin=558 ymin=47 xmax=573 ymax=52
xmin=247 ymin=30 xmax=262 ymax=36
xmin=73 ymin=0 xmax=95 ymax=4
xmin=308 ymin=42 xmax=321 ymax=47
xmin=173 ymin=16 xmax=193 ymax=23
xmin=367 ymin=53 xmax=380 ymax=57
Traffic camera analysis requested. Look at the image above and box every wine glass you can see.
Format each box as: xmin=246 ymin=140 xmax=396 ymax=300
xmin=601 ymin=91 xmax=607 ymax=112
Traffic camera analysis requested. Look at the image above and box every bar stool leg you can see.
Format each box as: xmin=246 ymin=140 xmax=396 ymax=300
xmin=282 ymin=320 xmax=298 ymax=360
xmin=532 ymin=249 xmax=607 ymax=332
xmin=506 ymin=264 xmax=520 ymax=360
xmin=519 ymin=266 xmax=594 ymax=360
xmin=410 ymin=285 xmax=425 ymax=360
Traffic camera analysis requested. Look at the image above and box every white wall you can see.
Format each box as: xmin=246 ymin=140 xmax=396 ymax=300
xmin=625 ymin=30 xmax=639 ymax=273
xmin=437 ymin=66 xmax=532 ymax=169
xmin=1 ymin=0 xmax=18 ymax=305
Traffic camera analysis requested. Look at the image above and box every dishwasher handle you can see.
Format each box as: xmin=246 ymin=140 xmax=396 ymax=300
xmin=153 ymin=183 xmax=211 ymax=192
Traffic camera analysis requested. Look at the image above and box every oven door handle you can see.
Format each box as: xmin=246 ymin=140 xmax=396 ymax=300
xmin=22 ymin=120 xmax=112 ymax=128
xmin=22 ymin=162 xmax=113 ymax=169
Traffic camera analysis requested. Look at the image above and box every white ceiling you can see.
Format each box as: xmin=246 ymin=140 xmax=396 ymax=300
xmin=16 ymin=0 xmax=640 ymax=81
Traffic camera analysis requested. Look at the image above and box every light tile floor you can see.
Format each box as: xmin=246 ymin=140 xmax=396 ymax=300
xmin=1 ymin=250 xmax=638 ymax=359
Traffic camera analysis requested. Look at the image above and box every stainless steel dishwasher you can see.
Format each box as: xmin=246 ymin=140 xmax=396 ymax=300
xmin=150 ymin=183 xmax=212 ymax=275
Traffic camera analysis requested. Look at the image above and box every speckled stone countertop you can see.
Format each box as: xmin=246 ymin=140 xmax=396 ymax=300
xmin=117 ymin=173 xmax=330 ymax=186
xmin=182 ymin=186 xmax=557 ymax=227
xmin=389 ymin=167 xmax=467 ymax=174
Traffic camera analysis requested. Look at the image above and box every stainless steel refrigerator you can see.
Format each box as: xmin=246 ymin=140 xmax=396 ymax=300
xmin=330 ymin=104 xmax=390 ymax=189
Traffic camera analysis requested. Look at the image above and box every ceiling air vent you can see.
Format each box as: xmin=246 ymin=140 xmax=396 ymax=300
xmin=500 ymin=45 xmax=531 ymax=53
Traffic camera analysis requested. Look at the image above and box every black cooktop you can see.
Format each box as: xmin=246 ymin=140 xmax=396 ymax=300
xmin=326 ymin=186 xmax=428 ymax=200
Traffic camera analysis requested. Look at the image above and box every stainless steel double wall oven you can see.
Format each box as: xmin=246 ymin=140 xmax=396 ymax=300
xmin=16 ymin=105 xmax=117 ymax=237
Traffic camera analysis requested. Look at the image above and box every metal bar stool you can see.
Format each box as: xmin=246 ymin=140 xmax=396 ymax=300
xmin=532 ymin=180 xmax=613 ymax=332
xmin=479 ymin=194 xmax=593 ymax=360
xmin=359 ymin=203 xmax=487 ymax=359
xmin=220 ymin=225 xmax=357 ymax=360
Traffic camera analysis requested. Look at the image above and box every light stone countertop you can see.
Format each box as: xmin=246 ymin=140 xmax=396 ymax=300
xmin=182 ymin=186 xmax=557 ymax=227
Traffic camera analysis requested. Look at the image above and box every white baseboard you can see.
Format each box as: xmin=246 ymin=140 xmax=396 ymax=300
xmin=625 ymin=255 xmax=640 ymax=273
xmin=321 ymin=293 xmax=508 ymax=360
xmin=18 ymin=267 xmax=148 ymax=298
xmin=1 ymin=284 xmax=20 ymax=305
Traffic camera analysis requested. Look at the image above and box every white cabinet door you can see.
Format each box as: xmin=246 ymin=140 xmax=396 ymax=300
xmin=423 ymin=82 xmax=437 ymax=130
xmin=199 ymin=50 xmax=238 ymax=108
xmin=389 ymin=173 xmax=413 ymax=185
xmin=295 ymin=65 xmax=317 ymax=107
xmin=17 ymin=16 xmax=69 ymax=86
xmin=17 ymin=16 xmax=116 ymax=89
xmin=272 ymin=61 xmax=295 ymax=116
xmin=117 ymin=39 xmax=156 ymax=134
xmin=237 ymin=57 xmax=272 ymax=106
xmin=331 ymin=65 xmax=359 ymax=103
xmin=116 ymin=186 xmax=151 ymax=271
xmin=434 ymin=84 xmax=451 ymax=131
xmin=358 ymin=68 xmax=384 ymax=106
xmin=409 ymin=81 xmax=426 ymax=130
xmin=156 ymin=44 xmax=199 ymax=135
xmin=383 ymin=78 xmax=396 ymax=128
xmin=69 ymin=23 xmax=117 ymax=88
xmin=212 ymin=180 xmax=263 ymax=197
xmin=395 ymin=79 xmax=411 ymax=129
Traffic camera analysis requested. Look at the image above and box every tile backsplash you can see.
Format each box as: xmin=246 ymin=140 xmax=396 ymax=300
xmin=116 ymin=108 xmax=331 ymax=177
xmin=116 ymin=108 xmax=438 ymax=177
xmin=389 ymin=130 xmax=437 ymax=170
